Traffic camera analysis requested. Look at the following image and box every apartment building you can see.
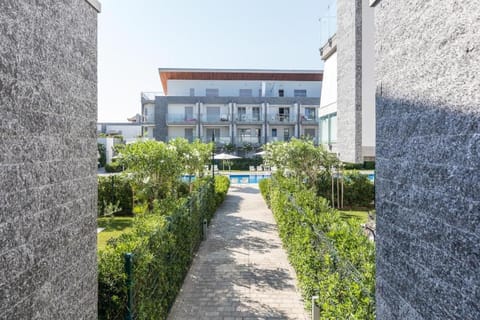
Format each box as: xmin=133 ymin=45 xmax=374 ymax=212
xmin=319 ymin=0 xmax=376 ymax=163
xmin=141 ymin=68 xmax=322 ymax=150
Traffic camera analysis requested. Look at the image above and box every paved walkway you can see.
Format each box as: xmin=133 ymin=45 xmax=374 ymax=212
xmin=168 ymin=184 xmax=309 ymax=320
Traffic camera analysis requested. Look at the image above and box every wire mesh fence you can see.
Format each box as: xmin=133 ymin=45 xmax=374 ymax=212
xmin=98 ymin=179 xmax=217 ymax=320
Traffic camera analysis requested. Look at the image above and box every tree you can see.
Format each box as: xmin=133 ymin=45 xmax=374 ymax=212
xmin=263 ymin=138 xmax=338 ymax=188
xmin=120 ymin=140 xmax=183 ymax=209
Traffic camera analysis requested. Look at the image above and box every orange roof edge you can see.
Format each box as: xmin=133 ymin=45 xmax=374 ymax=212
xmin=158 ymin=68 xmax=323 ymax=96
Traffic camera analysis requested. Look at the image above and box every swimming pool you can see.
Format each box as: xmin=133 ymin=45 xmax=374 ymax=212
xmin=229 ymin=174 xmax=271 ymax=184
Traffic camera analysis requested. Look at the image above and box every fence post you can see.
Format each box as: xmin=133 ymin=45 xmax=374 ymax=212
xmin=125 ymin=253 xmax=134 ymax=320
xmin=203 ymin=219 xmax=208 ymax=240
xmin=312 ymin=295 xmax=320 ymax=320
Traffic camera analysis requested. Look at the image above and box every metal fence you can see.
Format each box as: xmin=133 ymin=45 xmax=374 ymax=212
xmin=121 ymin=181 xmax=215 ymax=319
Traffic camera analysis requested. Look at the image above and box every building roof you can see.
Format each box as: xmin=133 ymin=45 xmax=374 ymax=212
xmin=158 ymin=68 xmax=323 ymax=95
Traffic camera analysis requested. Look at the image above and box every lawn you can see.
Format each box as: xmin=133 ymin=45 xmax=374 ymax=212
xmin=97 ymin=216 xmax=134 ymax=250
xmin=339 ymin=210 xmax=371 ymax=224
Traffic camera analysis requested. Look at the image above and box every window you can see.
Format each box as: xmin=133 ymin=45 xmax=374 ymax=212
xmin=304 ymin=107 xmax=316 ymax=120
xmin=185 ymin=106 xmax=194 ymax=120
xmin=237 ymin=107 xmax=246 ymax=121
xmin=304 ymin=128 xmax=316 ymax=139
xmin=189 ymin=88 xmax=195 ymax=96
xmin=239 ymin=89 xmax=252 ymax=97
xmin=272 ymin=128 xmax=277 ymax=137
xmin=206 ymin=88 xmax=219 ymax=97
xmin=184 ymin=128 xmax=194 ymax=142
xmin=283 ymin=128 xmax=290 ymax=141
xmin=206 ymin=107 xmax=220 ymax=121
xmin=258 ymin=89 xmax=262 ymax=97
xmin=278 ymin=89 xmax=284 ymax=97
xmin=252 ymin=107 xmax=260 ymax=121
xmin=206 ymin=128 xmax=221 ymax=140
xmin=294 ymin=89 xmax=307 ymax=97
xmin=320 ymin=113 xmax=337 ymax=144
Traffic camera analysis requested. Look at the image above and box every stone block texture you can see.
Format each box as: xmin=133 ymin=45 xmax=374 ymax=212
xmin=336 ymin=0 xmax=363 ymax=163
xmin=375 ymin=1 xmax=480 ymax=319
xmin=0 ymin=1 xmax=98 ymax=318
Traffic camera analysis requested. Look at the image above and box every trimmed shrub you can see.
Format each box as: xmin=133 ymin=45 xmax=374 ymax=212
xmin=98 ymin=177 xmax=229 ymax=319
xmin=105 ymin=162 xmax=124 ymax=173
xmin=262 ymin=176 xmax=375 ymax=319
xmin=214 ymin=175 xmax=230 ymax=206
xmin=98 ymin=175 xmax=133 ymax=216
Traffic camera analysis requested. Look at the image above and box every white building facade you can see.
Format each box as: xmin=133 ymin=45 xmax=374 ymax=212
xmin=141 ymin=69 xmax=323 ymax=150
xmin=319 ymin=0 xmax=376 ymax=163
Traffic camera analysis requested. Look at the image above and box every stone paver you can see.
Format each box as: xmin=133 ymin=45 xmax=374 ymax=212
xmin=168 ymin=184 xmax=309 ymax=320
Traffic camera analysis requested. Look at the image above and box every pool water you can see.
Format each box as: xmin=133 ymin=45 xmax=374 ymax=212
xmin=229 ymin=174 xmax=271 ymax=184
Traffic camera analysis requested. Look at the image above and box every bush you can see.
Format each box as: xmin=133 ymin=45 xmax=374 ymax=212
xmin=258 ymin=178 xmax=271 ymax=204
xmin=98 ymin=178 xmax=230 ymax=319
xmin=214 ymin=175 xmax=230 ymax=206
xmin=316 ymin=171 xmax=374 ymax=208
xmin=98 ymin=175 xmax=133 ymax=216
xmin=227 ymin=157 xmax=263 ymax=170
xmin=343 ymin=161 xmax=375 ymax=170
xmin=262 ymin=176 xmax=375 ymax=319
xmin=105 ymin=162 xmax=124 ymax=173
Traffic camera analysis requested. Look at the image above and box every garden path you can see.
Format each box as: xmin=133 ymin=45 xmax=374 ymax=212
xmin=168 ymin=184 xmax=309 ymax=320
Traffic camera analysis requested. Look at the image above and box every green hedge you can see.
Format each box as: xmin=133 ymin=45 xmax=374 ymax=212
xmin=98 ymin=175 xmax=133 ymax=216
xmin=98 ymin=176 xmax=229 ymax=319
xmin=261 ymin=176 xmax=375 ymax=319
xmin=105 ymin=162 xmax=124 ymax=173
xmin=343 ymin=161 xmax=375 ymax=170
xmin=316 ymin=171 xmax=374 ymax=208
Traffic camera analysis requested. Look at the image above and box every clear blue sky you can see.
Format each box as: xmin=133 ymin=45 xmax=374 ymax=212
xmin=98 ymin=0 xmax=334 ymax=122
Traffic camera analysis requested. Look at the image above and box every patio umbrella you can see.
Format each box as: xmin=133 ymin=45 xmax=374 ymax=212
xmin=214 ymin=153 xmax=241 ymax=171
xmin=254 ymin=151 xmax=266 ymax=156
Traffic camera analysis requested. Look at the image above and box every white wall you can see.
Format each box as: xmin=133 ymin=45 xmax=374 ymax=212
xmin=361 ymin=2 xmax=376 ymax=150
xmin=319 ymin=51 xmax=338 ymax=117
xmin=168 ymin=103 xmax=197 ymax=115
xmin=168 ymin=126 xmax=192 ymax=138
xmin=168 ymin=79 xmax=322 ymax=98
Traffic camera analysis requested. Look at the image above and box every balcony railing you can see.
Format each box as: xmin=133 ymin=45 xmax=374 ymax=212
xmin=201 ymin=114 xmax=231 ymax=123
xmin=166 ymin=136 xmax=199 ymax=143
xmin=267 ymin=114 xmax=297 ymax=124
xmin=266 ymin=136 xmax=293 ymax=143
xmin=143 ymin=115 xmax=155 ymax=124
xmin=235 ymin=115 xmax=263 ymax=123
xmin=166 ymin=114 xmax=198 ymax=125
xmin=235 ymin=135 xmax=262 ymax=145
xmin=200 ymin=136 xmax=232 ymax=145
xmin=300 ymin=115 xmax=318 ymax=124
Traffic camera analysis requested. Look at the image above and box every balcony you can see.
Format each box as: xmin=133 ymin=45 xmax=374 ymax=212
xmin=235 ymin=135 xmax=262 ymax=146
xmin=166 ymin=136 xmax=199 ymax=143
xmin=166 ymin=114 xmax=198 ymax=125
xmin=300 ymin=114 xmax=318 ymax=125
xmin=201 ymin=114 xmax=231 ymax=125
xmin=200 ymin=136 xmax=232 ymax=145
xmin=142 ymin=115 xmax=155 ymax=125
xmin=235 ymin=114 xmax=263 ymax=124
xmin=267 ymin=114 xmax=297 ymax=124
xmin=266 ymin=136 xmax=293 ymax=143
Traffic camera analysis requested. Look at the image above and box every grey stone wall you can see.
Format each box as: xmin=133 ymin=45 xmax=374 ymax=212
xmin=0 ymin=1 xmax=99 ymax=318
xmin=336 ymin=0 xmax=363 ymax=163
xmin=375 ymin=1 xmax=480 ymax=319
